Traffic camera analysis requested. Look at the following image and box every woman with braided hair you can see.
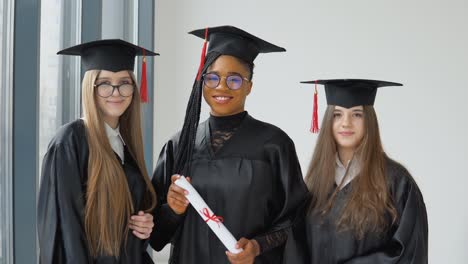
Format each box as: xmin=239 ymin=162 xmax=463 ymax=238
xmin=149 ymin=26 xmax=308 ymax=264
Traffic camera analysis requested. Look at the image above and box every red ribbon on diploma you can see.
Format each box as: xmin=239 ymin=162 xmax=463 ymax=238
xmin=201 ymin=208 xmax=224 ymax=227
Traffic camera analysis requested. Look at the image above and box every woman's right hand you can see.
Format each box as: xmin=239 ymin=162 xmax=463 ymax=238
xmin=167 ymin=174 xmax=191 ymax=215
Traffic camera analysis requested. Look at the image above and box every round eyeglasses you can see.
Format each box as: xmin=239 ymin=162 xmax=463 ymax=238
xmin=94 ymin=83 xmax=135 ymax=98
xmin=202 ymin=73 xmax=250 ymax=90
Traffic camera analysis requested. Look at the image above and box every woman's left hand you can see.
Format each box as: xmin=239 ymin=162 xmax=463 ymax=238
xmin=128 ymin=211 xmax=154 ymax=239
xmin=226 ymin=238 xmax=260 ymax=264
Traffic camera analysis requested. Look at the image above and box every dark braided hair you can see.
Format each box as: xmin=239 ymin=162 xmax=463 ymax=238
xmin=172 ymin=51 xmax=222 ymax=176
xmin=167 ymin=52 xmax=223 ymax=264
xmin=169 ymin=53 xmax=255 ymax=263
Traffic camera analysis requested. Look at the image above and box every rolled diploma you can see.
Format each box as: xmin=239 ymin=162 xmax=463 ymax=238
xmin=175 ymin=176 xmax=242 ymax=254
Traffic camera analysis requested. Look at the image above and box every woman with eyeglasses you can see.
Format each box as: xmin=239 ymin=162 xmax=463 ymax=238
xmin=283 ymin=79 xmax=428 ymax=263
xmin=149 ymin=26 xmax=308 ymax=264
xmin=38 ymin=40 xmax=158 ymax=264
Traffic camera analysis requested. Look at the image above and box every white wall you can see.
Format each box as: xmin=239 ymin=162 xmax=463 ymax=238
xmin=153 ymin=1 xmax=468 ymax=263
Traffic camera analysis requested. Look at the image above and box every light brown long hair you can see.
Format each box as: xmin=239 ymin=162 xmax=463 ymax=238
xmin=305 ymin=105 xmax=397 ymax=239
xmin=81 ymin=70 xmax=156 ymax=257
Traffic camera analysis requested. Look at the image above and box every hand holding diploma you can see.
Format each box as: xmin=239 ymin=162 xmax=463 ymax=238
xmin=167 ymin=174 xmax=191 ymax=215
xmin=226 ymin=238 xmax=260 ymax=264
xmin=175 ymin=175 xmax=243 ymax=254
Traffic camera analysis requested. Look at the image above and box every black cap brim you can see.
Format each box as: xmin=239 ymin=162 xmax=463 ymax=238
xmin=58 ymin=39 xmax=159 ymax=72
xmin=189 ymin=26 xmax=285 ymax=63
xmin=301 ymin=79 xmax=403 ymax=108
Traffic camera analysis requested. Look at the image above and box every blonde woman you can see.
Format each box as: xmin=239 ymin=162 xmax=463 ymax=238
xmin=38 ymin=40 xmax=158 ymax=263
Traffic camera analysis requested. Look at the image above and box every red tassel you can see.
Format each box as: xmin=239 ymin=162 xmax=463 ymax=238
xmin=196 ymin=28 xmax=209 ymax=81
xmin=140 ymin=50 xmax=148 ymax=103
xmin=310 ymin=81 xmax=320 ymax=133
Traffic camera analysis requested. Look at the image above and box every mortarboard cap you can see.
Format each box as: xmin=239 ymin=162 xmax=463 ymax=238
xmin=301 ymin=79 xmax=403 ymax=133
xmin=58 ymin=39 xmax=159 ymax=102
xmin=189 ymin=25 xmax=286 ymax=64
xmin=301 ymin=79 xmax=403 ymax=109
xmin=57 ymin=39 xmax=159 ymax=72
xmin=189 ymin=26 xmax=286 ymax=80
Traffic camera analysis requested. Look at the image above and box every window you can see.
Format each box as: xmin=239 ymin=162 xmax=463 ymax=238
xmin=38 ymin=0 xmax=81 ymax=174
xmin=0 ymin=0 xmax=14 ymax=262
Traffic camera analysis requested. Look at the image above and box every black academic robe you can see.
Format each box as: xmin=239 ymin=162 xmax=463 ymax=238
xmin=283 ymin=158 xmax=428 ymax=264
xmin=150 ymin=114 xmax=309 ymax=264
xmin=37 ymin=119 xmax=153 ymax=264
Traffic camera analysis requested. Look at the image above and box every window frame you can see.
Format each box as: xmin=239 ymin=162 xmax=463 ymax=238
xmin=0 ymin=0 xmax=15 ymax=262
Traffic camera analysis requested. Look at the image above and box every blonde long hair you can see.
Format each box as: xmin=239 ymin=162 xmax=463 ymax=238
xmin=305 ymin=105 xmax=397 ymax=239
xmin=81 ymin=70 xmax=156 ymax=257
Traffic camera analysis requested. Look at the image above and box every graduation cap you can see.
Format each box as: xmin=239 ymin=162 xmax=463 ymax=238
xmin=57 ymin=39 xmax=159 ymax=102
xmin=301 ymin=79 xmax=403 ymax=133
xmin=189 ymin=25 xmax=286 ymax=80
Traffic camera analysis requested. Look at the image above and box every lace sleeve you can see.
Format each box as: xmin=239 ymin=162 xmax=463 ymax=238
xmin=254 ymin=228 xmax=288 ymax=254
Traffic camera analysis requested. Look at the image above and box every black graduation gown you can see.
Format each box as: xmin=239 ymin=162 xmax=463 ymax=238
xmin=283 ymin=158 xmax=428 ymax=264
xmin=37 ymin=119 xmax=154 ymax=264
xmin=150 ymin=114 xmax=309 ymax=263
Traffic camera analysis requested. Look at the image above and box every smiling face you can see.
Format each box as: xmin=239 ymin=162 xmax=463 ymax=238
xmin=95 ymin=70 xmax=134 ymax=127
xmin=332 ymin=105 xmax=366 ymax=152
xmin=202 ymin=55 xmax=252 ymax=117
